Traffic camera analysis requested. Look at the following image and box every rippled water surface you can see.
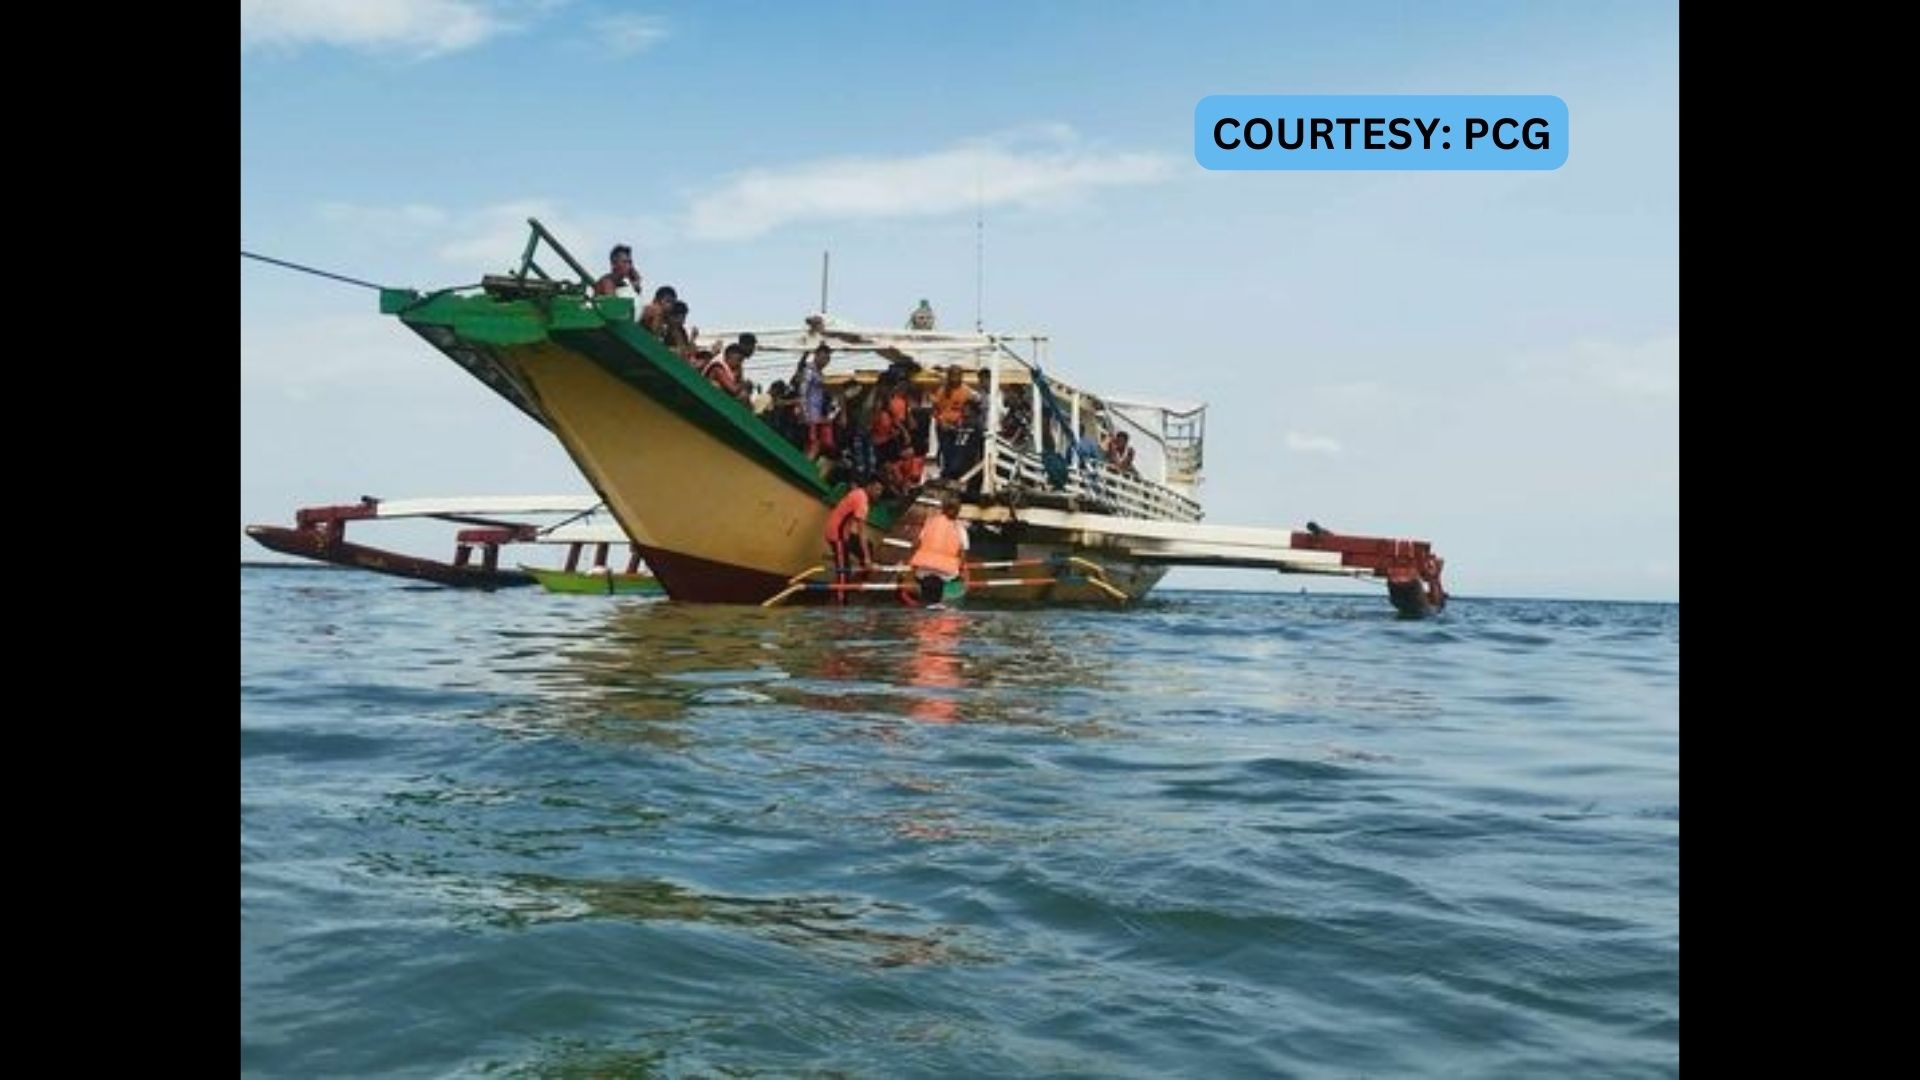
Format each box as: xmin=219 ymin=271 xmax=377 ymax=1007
xmin=240 ymin=567 xmax=1678 ymax=1077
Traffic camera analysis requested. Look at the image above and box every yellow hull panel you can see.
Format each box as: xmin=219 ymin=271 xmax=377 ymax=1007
xmin=507 ymin=343 xmax=830 ymax=579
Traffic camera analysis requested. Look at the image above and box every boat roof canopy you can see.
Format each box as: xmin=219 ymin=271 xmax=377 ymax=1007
xmin=710 ymin=316 xmax=1208 ymax=421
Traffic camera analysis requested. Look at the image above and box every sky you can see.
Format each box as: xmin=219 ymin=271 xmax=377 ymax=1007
xmin=241 ymin=0 xmax=1678 ymax=601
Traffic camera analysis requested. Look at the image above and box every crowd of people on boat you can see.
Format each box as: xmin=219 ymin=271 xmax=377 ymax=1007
xmin=600 ymin=242 xmax=1143 ymax=483
xmin=598 ymin=243 xmax=1141 ymax=604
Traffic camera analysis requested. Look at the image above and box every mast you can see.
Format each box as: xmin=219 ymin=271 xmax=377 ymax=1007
xmin=974 ymin=168 xmax=985 ymax=332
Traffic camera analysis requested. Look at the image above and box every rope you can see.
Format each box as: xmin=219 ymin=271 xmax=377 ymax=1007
xmin=537 ymin=502 xmax=610 ymax=537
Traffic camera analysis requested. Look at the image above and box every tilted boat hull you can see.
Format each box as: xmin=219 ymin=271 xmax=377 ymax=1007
xmin=388 ymin=292 xmax=1165 ymax=605
xmin=383 ymin=276 xmax=1445 ymax=612
xmin=479 ymin=336 xmax=839 ymax=602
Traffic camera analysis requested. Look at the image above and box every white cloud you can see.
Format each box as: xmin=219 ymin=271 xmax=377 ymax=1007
xmin=686 ymin=128 xmax=1176 ymax=241
xmin=240 ymin=0 xmax=504 ymax=58
xmin=318 ymin=202 xmax=450 ymax=232
xmin=435 ymin=200 xmax=575 ymax=265
xmin=593 ymin=13 xmax=668 ymax=55
xmin=309 ymin=198 xmax=671 ymax=279
xmin=1285 ymin=432 xmax=1342 ymax=455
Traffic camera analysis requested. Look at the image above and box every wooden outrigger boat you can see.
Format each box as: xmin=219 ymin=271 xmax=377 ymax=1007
xmin=373 ymin=221 xmax=1448 ymax=614
xmin=520 ymin=565 xmax=664 ymax=596
xmin=245 ymin=495 xmax=661 ymax=594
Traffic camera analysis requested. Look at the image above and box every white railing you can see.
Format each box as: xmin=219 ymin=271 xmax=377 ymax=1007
xmin=980 ymin=434 xmax=1203 ymax=523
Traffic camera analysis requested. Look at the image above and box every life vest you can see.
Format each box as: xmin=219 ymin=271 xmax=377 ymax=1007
xmin=910 ymin=513 xmax=963 ymax=576
xmin=823 ymin=488 xmax=869 ymax=544
xmin=702 ymin=355 xmax=738 ymax=393
xmin=934 ymin=385 xmax=972 ymax=427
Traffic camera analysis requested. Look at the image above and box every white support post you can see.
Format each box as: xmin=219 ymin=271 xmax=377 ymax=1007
xmin=984 ymin=357 xmax=1000 ymax=496
xmin=1031 ymin=377 xmax=1042 ymax=456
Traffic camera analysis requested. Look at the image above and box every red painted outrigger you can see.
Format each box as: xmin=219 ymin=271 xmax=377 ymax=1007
xmin=1288 ymin=523 xmax=1447 ymax=616
xmin=244 ymin=496 xmax=637 ymax=590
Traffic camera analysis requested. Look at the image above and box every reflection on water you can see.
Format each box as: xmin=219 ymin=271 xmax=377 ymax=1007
xmin=905 ymin=611 xmax=965 ymax=724
xmin=497 ymin=601 xmax=1119 ymax=741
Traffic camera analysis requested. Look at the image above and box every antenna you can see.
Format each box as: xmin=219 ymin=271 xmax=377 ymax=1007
xmin=974 ymin=166 xmax=985 ymax=332
xmin=820 ymin=250 xmax=830 ymax=315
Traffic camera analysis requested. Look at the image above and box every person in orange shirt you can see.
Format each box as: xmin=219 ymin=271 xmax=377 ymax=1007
xmin=824 ymin=480 xmax=883 ymax=591
xmin=932 ymin=367 xmax=975 ymax=428
xmin=908 ymin=494 xmax=969 ymax=606
xmin=930 ymin=367 xmax=975 ymax=474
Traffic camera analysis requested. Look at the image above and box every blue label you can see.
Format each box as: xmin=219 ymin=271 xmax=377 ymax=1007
xmin=1194 ymin=95 xmax=1568 ymax=171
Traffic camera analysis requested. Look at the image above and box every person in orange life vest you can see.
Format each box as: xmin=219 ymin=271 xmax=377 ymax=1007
xmin=824 ymin=480 xmax=884 ymax=589
xmin=890 ymin=388 xmax=930 ymax=487
xmin=870 ymin=388 xmax=911 ymax=494
xmin=909 ymin=495 xmax=969 ymax=606
xmin=702 ymin=343 xmax=751 ymax=403
xmin=932 ymin=367 xmax=976 ymax=428
xmin=595 ymin=244 xmax=641 ymax=298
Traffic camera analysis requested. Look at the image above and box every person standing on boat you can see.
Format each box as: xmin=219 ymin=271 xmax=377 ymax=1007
xmin=799 ymin=343 xmax=834 ymax=459
xmin=943 ymin=398 xmax=987 ymax=494
xmin=999 ymin=385 xmax=1033 ymax=447
xmin=871 ymin=385 xmax=917 ymax=495
xmin=595 ymin=245 xmax=642 ymax=298
xmin=932 ymin=367 xmax=976 ymax=472
xmin=909 ymin=299 xmax=937 ymax=331
xmin=933 ymin=367 xmax=975 ymax=429
xmin=909 ymin=495 xmax=968 ymax=606
xmin=825 ymin=480 xmax=884 ymax=593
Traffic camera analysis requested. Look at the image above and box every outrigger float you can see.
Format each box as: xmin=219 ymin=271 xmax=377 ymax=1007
xmin=245 ymin=495 xmax=663 ymax=595
xmin=373 ymin=220 xmax=1447 ymax=615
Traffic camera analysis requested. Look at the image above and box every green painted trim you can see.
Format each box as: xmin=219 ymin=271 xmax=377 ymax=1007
xmin=590 ymin=296 xmax=636 ymax=322
xmin=388 ymin=289 xmax=842 ymax=506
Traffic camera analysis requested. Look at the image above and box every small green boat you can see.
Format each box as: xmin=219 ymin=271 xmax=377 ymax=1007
xmin=521 ymin=565 xmax=665 ymax=596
